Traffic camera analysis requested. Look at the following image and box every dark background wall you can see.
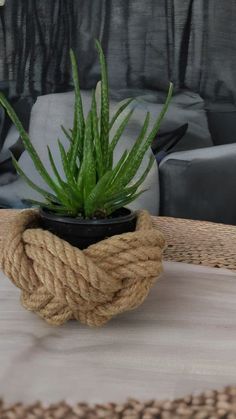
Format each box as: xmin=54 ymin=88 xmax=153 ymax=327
xmin=0 ymin=0 xmax=236 ymax=102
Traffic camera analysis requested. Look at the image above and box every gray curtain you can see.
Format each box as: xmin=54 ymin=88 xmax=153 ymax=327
xmin=0 ymin=1 xmax=74 ymax=98
xmin=185 ymin=0 xmax=236 ymax=103
xmin=0 ymin=0 xmax=193 ymax=98
xmin=0 ymin=0 xmax=235 ymax=102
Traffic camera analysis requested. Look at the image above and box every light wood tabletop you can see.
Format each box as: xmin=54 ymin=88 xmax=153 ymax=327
xmin=0 ymin=210 xmax=235 ymax=404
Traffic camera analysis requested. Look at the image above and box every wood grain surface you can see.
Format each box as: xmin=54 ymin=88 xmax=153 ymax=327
xmin=0 ymin=261 xmax=235 ymax=404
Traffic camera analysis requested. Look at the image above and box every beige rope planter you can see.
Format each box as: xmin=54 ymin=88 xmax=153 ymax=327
xmin=0 ymin=209 xmax=165 ymax=327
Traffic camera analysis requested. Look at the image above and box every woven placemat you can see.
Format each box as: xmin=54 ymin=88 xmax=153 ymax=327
xmin=154 ymin=216 xmax=236 ymax=271
xmin=1 ymin=387 xmax=236 ymax=418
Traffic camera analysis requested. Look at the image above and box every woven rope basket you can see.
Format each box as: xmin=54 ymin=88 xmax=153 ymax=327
xmin=0 ymin=209 xmax=165 ymax=327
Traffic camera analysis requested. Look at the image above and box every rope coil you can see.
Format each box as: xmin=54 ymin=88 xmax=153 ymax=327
xmin=0 ymin=210 xmax=165 ymax=327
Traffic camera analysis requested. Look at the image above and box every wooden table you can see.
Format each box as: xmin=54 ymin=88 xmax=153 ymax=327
xmin=0 ymin=210 xmax=236 ymax=405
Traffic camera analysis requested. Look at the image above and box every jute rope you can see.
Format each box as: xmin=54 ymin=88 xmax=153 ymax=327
xmin=0 ymin=209 xmax=165 ymax=327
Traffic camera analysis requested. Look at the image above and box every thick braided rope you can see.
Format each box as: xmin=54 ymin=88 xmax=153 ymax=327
xmin=0 ymin=210 xmax=165 ymax=326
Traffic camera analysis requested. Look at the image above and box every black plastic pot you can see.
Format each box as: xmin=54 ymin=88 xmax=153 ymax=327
xmin=39 ymin=207 xmax=137 ymax=249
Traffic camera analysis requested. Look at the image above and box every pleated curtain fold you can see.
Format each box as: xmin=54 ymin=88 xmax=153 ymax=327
xmin=0 ymin=0 xmax=235 ymax=102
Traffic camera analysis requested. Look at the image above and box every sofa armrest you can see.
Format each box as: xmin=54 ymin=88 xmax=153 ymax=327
xmin=159 ymin=144 xmax=236 ymax=225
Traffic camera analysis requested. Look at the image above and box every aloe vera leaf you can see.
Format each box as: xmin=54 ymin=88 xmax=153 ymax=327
xmin=23 ymin=199 xmax=72 ymax=213
xmin=28 ymin=200 xmax=77 ymax=216
xmin=124 ymin=153 xmax=155 ymax=193
xmin=109 ymin=98 xmax=134 ymax=130
xmin=70 ymin=49 xmax=85 ymax=167
xmin=95 ymin=81 xmax=101 ymax=130
xmin=109 ymin=111 xmax=150 ymax=190
xmin=48 ymin=141 xmax=82 ymax=207
xmin=103 ymin=155 xmax=154 ymax=214
xmin=110 ymin=82 xmax=173 ymax=190
xmin=57 ymin=140 xmax=74 ymax=183
xmin=108 ymin=149 xmax=129 ymax=186
xmin=22 ymin=199 xmax=49 ymax=207
xmin=47 ymin=146 xmax=66 ymax=186
xmin=95 ymin=40 xmax=109 ymax=157
xmin=107 ymin=153 xmax=154 ymax=202
xmin=95 ymin=150 xmax=129 ymax=204
xmin=91 ymin=90 xmax=104 ymax=177
xmin=59 ymin=180 xmax=82 ymax=207
xmin=82 ymin=111 xmax=96 ymax=202
xmin=12 ymin=156 xmax=60 ymax=204
xmin=61 ymin=125 xmax=72 ymax=143
xmin=84 ymin=171 xmax=112 ymax=217
xmin=108 ymin=108 xmax=134 ymax=169
xmin=70 ymin=49 xmax=85 ymax=131
xmin=145 ymin=82 xmax=173 ymax=144
xmin=0 ymin=92 xmax=64 ymax=196
xmin=103 ymin=190 xmax=144 ymax=215
xmin=70 ymin=108 xmax=82 ymax=174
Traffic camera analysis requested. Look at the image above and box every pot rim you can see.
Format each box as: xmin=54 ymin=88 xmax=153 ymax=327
xmin=40 ymin=207 xmax=136 ymax=226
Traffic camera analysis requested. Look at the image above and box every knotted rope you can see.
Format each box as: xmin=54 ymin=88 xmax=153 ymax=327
xmin=0 ymin=210 xmax=165 ymax=327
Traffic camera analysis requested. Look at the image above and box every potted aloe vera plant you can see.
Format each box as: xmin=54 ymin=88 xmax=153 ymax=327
xmin=0 ymin=40 xmax=173 ymax=249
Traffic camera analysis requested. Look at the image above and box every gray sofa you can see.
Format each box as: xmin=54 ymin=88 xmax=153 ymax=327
xmin=0 ymin=0 xmax=236 ymax=224
xmin=159 ymin=144 xmax=236 ymax=225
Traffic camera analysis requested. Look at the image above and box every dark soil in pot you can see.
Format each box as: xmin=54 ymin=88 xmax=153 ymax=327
xmin=39 ymin=207 xmax=137 ymax=249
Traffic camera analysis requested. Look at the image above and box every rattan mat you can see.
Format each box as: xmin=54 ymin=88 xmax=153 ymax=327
xmin=0 ymin=387 xmax=236 ymax=418
xmin=155 ymin=216 xmax=236 ymax=271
